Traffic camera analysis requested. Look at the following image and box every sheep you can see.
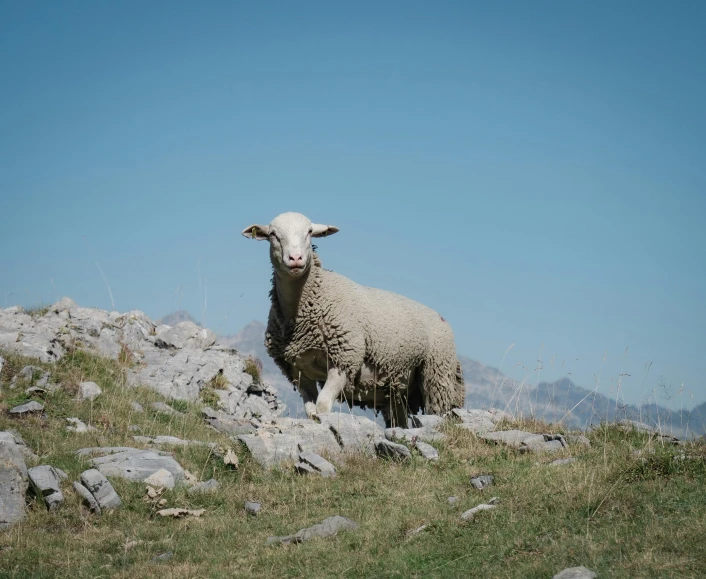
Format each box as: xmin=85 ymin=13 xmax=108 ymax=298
xmin=241 ymin=212 xmax=465 ymax=427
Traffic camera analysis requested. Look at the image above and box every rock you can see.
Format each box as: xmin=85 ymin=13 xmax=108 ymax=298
xmin=375 ymin=439 xmax=411 ymax=461
xmin=157 ymin=508 xmax=205 ymax=518
xmin=385 ymin=427 xmax=446 ymax=443
xmin=447 ymin=496 xmax=459 ymax=507
xmin=460 ymin=497 xmax=499 ymax=521
xmin=133 ymin=435 xmax=212 ymax=448
xmin=408 ymin=523 xmax=429 ymax=536
xmin=267 ymin=515 xmax=359 ymax=545
xmin=0 ymin=355 xmax=3 ymax=375
xmin=413 ymin=441 xmax=439 ymax=461
xmin=151 ymin=552 xmax=173 ymax=562
xmin=66 ymin=417 xmax=95 ymax=433
xmin=451 ymin=408 xmax=497 ymax=434
xmin=28 ymin=465 xmax=65 ymax=510
xmin=565 ymin=434 xmax=591 ymax=448
xmin=130 ymin=401 xmax=144 ymax=413
xmin=73 ymin=481 xmax=101 ymax=514
xmin=0 ymin=431 xmax=28 ymax=529
xmin=470 ymin=474 xmax=494 ymax=490
xmin=298 ymin=451 xmax=337 ymax=477
xmin=150 ymin=402 xmax=181 ymax=415
xmin=188 ymin=479 xmax=220 ymax=495
xmin=6 ymin=430 xmax=38 ymax=461
xmin=9 ymin=400 xmax=44 ymax=415
xmin=202 ymin=407 xmax=256 ymax=436
xmin=410 ymin=414 xmax=445 ymax=429
xmin=154 ymin=321 xmax=216 ymax=350
xmin=128 ymin=425 xmax=142 ymax=432
xmin=317 ymin=413 xmax=384 ymax=456
xmin=548 ymin=458 xmax=577 ymax=467
xmin=80 ymin=469 xmax=122 ymax=510
xmin=78 ymin=381 xmax=101 ymax=401
xmin=144 ymin=468 xmax=175 ymax=489
xmin=481 ymin=430 xmax=567 ymax=453
xmin=245 ymin=501 xmax=261 ymax=515
xmin=78 ymin=447 xmax=185 ymax=485
xmin=295 ymin=461 xmax=317 ymax=475
xmin=553 ymin=566 xmax=597 ymax=579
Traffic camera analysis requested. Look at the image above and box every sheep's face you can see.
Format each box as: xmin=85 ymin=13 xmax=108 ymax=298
xmin=242 ymin=212 xmax=339 ymax=278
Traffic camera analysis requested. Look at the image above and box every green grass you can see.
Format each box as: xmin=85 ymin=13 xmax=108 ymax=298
xmin=1 ymin=349 xmax=705 ymax=578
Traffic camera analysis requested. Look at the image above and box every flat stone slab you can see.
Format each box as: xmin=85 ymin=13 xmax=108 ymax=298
xmin=28 ymin=465 xmax=65 ymax=510
xmin=452 ymin=409 xmax=498 ymax=434
xmin=9 ymin=400 xmax=44 ymax=415
xmin=0 ymin=431 xmax=28 ymax=529
xmin=77 ymin=447 xmax=185 ymax=484
xmin=298 ymin=451 xmax=337 ymax=477
xmin=553 ymin=566 xmax=597 ymax=579
xmin=73 ymin=481 xmax=101 ymax=513
xmin=481 ymin=430 xmax=567 ymax=453
xmin=385 ymin=426 xmax=446 ymax=443
xmin=267 ymin=515 xmax=359 ymax=545
xmin=375 ymin=439 xmax=411 ymax=461
xmin=202 ymin=407 xmax=256 ymax=435
xmin=317 ymin=413 xmax=384 ymax=456
xmin=409 ymin=415 xmax=445 ymax=429
xmin=413 ymin=441 xmax=439 ymax=461
xmin=80 ymin=469 xmax=122 ymax=510
xmin=133 ymin=435 xmax=214 ymax=448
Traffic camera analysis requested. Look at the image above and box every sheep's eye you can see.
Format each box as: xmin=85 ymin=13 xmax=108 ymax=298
xmin=308 ymin=229 xmax=313 ymax=235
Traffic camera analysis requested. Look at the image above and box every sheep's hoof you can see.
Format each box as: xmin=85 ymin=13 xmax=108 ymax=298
xmin=304 ymin=402 xmax=318 ymax=420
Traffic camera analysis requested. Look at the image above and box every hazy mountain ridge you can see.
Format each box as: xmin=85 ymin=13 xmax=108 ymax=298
xmin=160 ymin=313 xmax=704 ymax=436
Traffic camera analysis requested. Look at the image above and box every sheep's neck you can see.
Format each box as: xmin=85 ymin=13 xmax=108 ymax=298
xmin=274 ymin=270 xmax=310 ymax=324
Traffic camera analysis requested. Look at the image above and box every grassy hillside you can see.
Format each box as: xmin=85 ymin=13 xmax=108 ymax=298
xmin=1 ymin=348 xmax=705 ymax=578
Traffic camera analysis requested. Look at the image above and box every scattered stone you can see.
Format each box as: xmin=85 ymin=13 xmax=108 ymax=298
xmin=267 ymin=515 xmax=359 ymax=545
xmin=80 ymin=469 xmax=122 ymax=510
xmin=202 ymin=407 xmax=256 ymax=435
xmin=133 ymin=435 xmax=212 ymax=448
xmin=78 ymin=381 xmax=101 ymax=401
xmin=157 ymin=508 xmax=205 ymax=518
xmin=130 ymin=401 xmax=144 ymax=413
xmin=298 ymin=451 xmax=337 ymax=477
xmin=470 ymin=474 xmax=494 ymax=490
xmin=128 ymin=424 xmax=142 ymax=432
xmin=553 ymin=566 xmax=597 ymax=579
xmin=150 ymin=402 xmax=181 ymax=415
xmin=407 ymin=523 xmax=429 ymax=537
xmin=25 ymin=386 xmax=47 ymax=396
xmin=73 ymin=481 xmax=100 ymax=514
xmin=413 ymin=440 xmax=439 ymax=461
xmin=0 ymin=431 xmax=28 ymax=529
xmin=9 ymin=400 xmax=44 ymax=415
xmin=565 ymin=434 xmax=591 ymax=448
xmin=145 ymin=485 xmax=164 ymax=501
xmin=317 ymin=413 xmax=384 ymax=456
xmin=28 ymin=465 xmax=65 ymax=510
xmin=451 ymin=408 xmax=497 ymax=434
xmin=548 ymin=458 xmax=577 ymax=467
xmin=78 ymin=447 xmax=185 ymax=486
xmin=447 ymin=496 xmax=459 ymax=508
xmin=245 ymin=501 xmax=261 ymax=515
xmin=144 ymin=468 xmax=175 ymax=489
xmin=188 ymin=479 xmax=220 ymax=495
xmin=66 ymin=417 xmax=96 ymax=433
xmin=295 ymin=461 xmax=317 ymax=475
xmin=410 ymin=414 xmax=445 ymax=429
xmin=375 ymin=439 xmax=411 ymax=461
xmin=385 ymin=426 xmax=446 ymax=443
xmin=6 ymin=430 xmax=38 ymax=461
xmin=481 ymin=430 xmax=567 ymax=453
xmin=151 ymin=551 xmax=173 ymax=562
xmin=460 ymin=497 xmax=499 ymax=521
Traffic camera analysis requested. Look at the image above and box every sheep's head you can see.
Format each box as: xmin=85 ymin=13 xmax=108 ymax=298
xmin=242 ymin=212 xmax=339 ymax=278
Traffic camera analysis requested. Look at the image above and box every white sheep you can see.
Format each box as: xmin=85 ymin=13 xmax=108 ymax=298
xmin=242 ymin=212 xmax=465 ymax=427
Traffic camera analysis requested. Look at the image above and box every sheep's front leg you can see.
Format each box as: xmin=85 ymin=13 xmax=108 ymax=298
xmin=316 ymin=367 xmax=347 ymax=415
xmin=296 ymin=375 xmax=319 ymax=419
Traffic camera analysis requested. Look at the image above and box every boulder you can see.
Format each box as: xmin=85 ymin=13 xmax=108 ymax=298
xmin=28 ymin=465 xmax=65 ymax=510
xmin=0 ymin=431 xmax=28 ymax=529
xmin=80 ymin=469 xmax=122 ymax=510
xmin=375 ymin=439 xmax=411 ymax=461
xmin=78 ymin=381 xmax=102 ymax=401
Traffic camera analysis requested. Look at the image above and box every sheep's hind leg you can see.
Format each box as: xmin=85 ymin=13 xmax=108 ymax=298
xmin=297 ymin=376 xmax=319 ymax=419
xmin=382 ymin=391 xmax=409 ymax=428
xmin=316 ymin=367 xmax=347 ymax=415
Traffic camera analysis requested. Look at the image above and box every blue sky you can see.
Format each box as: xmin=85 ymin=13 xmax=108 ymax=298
xmin=1 ymin=1 xmax=704 ymax=408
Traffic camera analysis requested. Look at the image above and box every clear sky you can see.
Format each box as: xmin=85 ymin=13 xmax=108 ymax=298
xmin=1 ymin=1 xmax=704 ymax=408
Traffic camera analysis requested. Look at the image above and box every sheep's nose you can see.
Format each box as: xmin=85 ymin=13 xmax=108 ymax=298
xmin=287 ymin=253 xmax=304 ymax=267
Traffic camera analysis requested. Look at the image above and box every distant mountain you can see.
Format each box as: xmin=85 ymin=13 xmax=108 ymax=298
xmin=157 ymin=310 xmax=200 ymax=326
xmin=158 ymin=312 xmax=705 ymax=435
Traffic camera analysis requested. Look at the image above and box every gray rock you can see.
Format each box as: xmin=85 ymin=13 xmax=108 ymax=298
xmin=245 ymin=501 xmax=261 ymax=515
xmin=413 ymin=441 xmax=439 ymax=461
xmin=553 ymin=566 xmax=597 ymax=579
xmin=375 ymin=439 xmax=411 ymax=461
xmin=78 ymin=447 xmax=185 ymax=484
xmin=130 ymin=401 xmax=144 ymax=413
xmin=267 ymin=515 xmax=359 ymax=545
xmin=66 ymin=417 xmax=95 ymax=433
xmin=155 ymin=321 xmax=216 ymax=350
xmin=460 ymin=497 xmax=499 ymax=521
xmin=298 ymin=451 xmax=337 ymax=477
xmin=410 ymin=414 xmax=445 ymax=429
xmin=481 ymin=430 xmax=567 ymax=453
xmin=28 ymin=465 xmax=65 ymax=510
xmin=295 ymin=461 xmax=317 ymax=475
xmin=385 ymin=426 xmax=446 ymax=443
xmin=0 ymin=431 xmax=28 ymax=529
xmin=150 ymin=401 xmax=181 ymax=415
xmin=470 ymin=474 xmax=494 ymax=490
xmin=9 ymin=400 xmax=44 ymax=415
xmin=317 ymin=413 xmax=384 ymax=456
xmin=451 ymin=408 xmax=497 ymax=434
xmin=0 ymin=355 xmax=4 ymax=376
xmin=202 ymin=407 xmax=256 ymax=435
xmin=133 ymin=435 xmax=212 ymax=448
xmin=188 ymin=479 xmax=220 ymax=494
xmin=25 ymin=386 xmax=47 ymax=396
xmin=565 ymin=434 xmax=591 ymax=448
xmin=548 ymin=458 xmax=577 ymax=467
xmin=144 ymin=468 xmax=176 ymax=489
xmin=151 ymin=552 xmax=173 ymax=562
xmin=80 ymin=469 xmax=122 ymax=510
xmin=447 ymin=496 xmax=459 ymax=507
xmin=6 ymin=430 xmax=38 ymax=461
xmin=73 ymin=481 xmax=100 ymax=514
xmin=128 ymin=424 xmax=142 ymax=432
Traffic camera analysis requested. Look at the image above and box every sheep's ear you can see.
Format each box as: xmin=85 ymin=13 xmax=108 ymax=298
xmin=241 ymin=224 xmax=270 ymax=240
xmin=311 ymin=224 xmax=339 ymax=238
